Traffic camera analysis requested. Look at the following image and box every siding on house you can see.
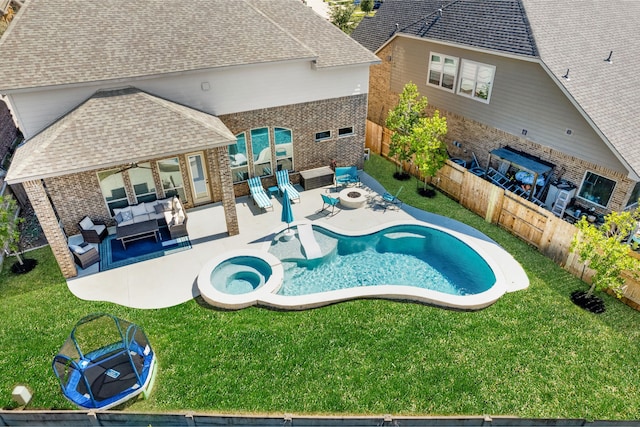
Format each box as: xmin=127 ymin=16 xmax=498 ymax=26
xmin=10 ymin=62 xmax=371 ymax=140
xmin=388 ymin=36 xmax=626 ymax=174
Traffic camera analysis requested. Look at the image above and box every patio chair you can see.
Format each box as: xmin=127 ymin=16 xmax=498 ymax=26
xmin=69 ymin=244 xmax=99 ymax=269
xmin=276 ymin=169 xmax=300 ymax=203
xmin=320 ymin=194 xmax=340 ymax=215
xmin=334 ymin=166 xmax=360 ymax=189
xmin=247 ymin=176 xmax=273 ymax=211
xmin=381 ymin=186 xmax=403 ymax=211
xmin=78 ymin=216 xmax=108 ymax=243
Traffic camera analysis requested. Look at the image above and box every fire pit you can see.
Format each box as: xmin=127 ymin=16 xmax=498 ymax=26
xmin=338 ymin=187 xmax=367 ymax=209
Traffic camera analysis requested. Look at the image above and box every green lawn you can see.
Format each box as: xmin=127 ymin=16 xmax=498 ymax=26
xmin=2 ymin=154 xmax=640 ymax=419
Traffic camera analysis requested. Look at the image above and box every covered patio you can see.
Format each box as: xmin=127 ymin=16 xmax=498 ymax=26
xmin=66 ymin=173 xmax=528 ymax=309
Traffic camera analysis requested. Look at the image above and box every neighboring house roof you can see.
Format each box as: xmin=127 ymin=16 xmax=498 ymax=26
xmin=351 ymin=0 xmax=537 ymax=57
xmin=351 ymin=0 xmax=640 ymax=178
xmin=0 ymin=0 xmax=377 ymax=91
xmin=5 ymin=88 xmax=237 ymax=183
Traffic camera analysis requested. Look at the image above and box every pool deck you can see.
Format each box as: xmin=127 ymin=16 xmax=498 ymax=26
xmin=67 ymin=172 xmax=528 ymax=309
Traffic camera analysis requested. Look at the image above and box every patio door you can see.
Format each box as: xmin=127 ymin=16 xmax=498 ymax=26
xmin=186 ymin=152 xmax=211 ymax=205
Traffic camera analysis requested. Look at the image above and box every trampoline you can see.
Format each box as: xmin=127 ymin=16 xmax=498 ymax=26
xmin=52 ymin=313 xmax=157 ymax=410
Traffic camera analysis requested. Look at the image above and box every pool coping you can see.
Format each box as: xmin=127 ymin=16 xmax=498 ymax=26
xmin=198 ymin=219 xmax=516 ymax=311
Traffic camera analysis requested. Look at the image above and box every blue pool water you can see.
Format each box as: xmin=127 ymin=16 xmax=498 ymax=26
xmin=269 ymin=224 xmax=495 ymax=296
xmin=211 ymin=256 xmax=273 ymax=295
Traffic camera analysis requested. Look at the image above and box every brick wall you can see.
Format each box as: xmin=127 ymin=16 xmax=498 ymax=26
xmin=0 ymin=98 xmax=17 ymax=166
xmin=44 ymin=94 xmax=368 ymax=236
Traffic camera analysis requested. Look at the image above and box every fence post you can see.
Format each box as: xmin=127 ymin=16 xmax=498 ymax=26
xmin=485 ymin=185 xmax=503 ymax=224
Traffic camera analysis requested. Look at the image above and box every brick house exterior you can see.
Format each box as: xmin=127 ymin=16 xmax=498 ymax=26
xmin=353 ymin=0 xmax=640 ymax=215
xmin=0 ymin=98 xmax=16 ymax=170
xmin=0 ymin=0 xmax=378 ymax=278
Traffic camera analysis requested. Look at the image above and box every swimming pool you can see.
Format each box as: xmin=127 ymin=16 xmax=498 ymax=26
xmin=197 ymin=220 xmax=508 ymax=310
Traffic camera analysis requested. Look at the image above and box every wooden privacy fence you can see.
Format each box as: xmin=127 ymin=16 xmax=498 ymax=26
xmin=365 ymin=120 xmax=640 ymax=310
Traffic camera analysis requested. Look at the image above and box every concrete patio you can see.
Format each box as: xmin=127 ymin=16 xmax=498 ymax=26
xmin=67 ymin=172 xmax=528 ymax=309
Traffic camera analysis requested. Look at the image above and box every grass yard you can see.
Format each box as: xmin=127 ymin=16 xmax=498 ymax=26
xmin=2 ymin=154 xmax=640 ymax=419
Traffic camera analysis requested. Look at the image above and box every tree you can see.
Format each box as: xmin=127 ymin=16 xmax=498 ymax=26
xmin=412 ymin=110 xmax=448 ymax=194
xmin=385 ymin=82 xmax=429 ymax=179
xmin=330 ymin=3 xmax=356 ymax=34
xmin=570 ymin=208 xmax=640 ymax=306
xmin=360 ymin=0 xmax=374 ymax=15
xmin=0 ymin=194 xmax=24 ymax=266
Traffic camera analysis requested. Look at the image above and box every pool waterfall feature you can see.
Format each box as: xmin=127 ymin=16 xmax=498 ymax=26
xmin=197 ymin=220 xmax=514 ymax=311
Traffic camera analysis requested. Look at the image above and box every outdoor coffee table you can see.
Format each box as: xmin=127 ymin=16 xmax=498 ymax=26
xmin=116 ymin=219 xmax=160 ymax=250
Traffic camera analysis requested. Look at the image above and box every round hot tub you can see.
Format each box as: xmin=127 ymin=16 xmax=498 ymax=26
xmin=197 ymin=250 xmax=283 ymax=309
xmin=212 ymin=256 xmax=271 ymax=295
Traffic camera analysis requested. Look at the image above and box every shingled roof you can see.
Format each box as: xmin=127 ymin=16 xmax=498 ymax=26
xmin=351 ymin=0 xmax=537 ymax=57
xmin=0 ymin=0 xmax=377 ymax=91
xmin=5 ymin=88 xmax=237 ymax=183
xmin=353 ymin=0 xmax=640 ymax=178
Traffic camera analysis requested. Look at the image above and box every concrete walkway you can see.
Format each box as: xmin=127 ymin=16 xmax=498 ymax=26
xmin=67 ymin=172 xmax=528 ymax=309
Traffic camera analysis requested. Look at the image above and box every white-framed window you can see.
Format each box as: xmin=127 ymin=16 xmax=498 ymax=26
xmin=577 ymin=171 xmax=616 ymax=208
xmin=229 ymin=132 xmax=249 ymax=183
xmin=274 ymin=127 xmax=293 ymax=172
xmin=427 ymin=52 xmax=458 ymax=91
xmin=625 ymin=181 xmax=640 ymax=209
xmin=251 ymin=127 xmax=272 ymax=177
xmin=457 ymin=59 xmax=496 ymax=103
xmin=129 ymin=162 xmax=157 ymax=203
xmin=157 ymin=157 xmax=186 ymax=201
xmin=97 ymin=169 xmax=128 ymax=215
xmin=338 ymin=126 xmax=354 ymax=137
xmin=315 ymin=131 xmax=331 ymax=141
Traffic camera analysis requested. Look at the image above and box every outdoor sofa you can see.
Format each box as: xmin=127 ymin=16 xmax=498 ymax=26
xmin=112 ymin=196 xmax=188 ymax=239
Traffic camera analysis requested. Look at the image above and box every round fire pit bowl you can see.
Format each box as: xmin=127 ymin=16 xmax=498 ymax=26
xmin=338 ymin=187 xmax=368 ymax=209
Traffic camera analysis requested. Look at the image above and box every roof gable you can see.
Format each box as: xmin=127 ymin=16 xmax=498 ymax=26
xmin=352 ymin=0 xmax=537 ymax=57
xmin=6 ymin=88 xmax=237 ymax=183
xmin=0 ymin=0 xmax=377 ymax=91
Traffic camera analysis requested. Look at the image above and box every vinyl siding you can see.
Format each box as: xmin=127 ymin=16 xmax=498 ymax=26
xmin=389 ymin=36 xmax=626 ymax=174
xmin=11 ymin=61 xmax=370 ymax=139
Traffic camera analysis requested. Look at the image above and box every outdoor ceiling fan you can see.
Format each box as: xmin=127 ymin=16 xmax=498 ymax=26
xmin=117 ymin=162 xmax=152 ymax=173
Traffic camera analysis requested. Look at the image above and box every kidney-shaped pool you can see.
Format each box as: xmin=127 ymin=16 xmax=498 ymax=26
xmin=197 ymin=220 xmax=512 ymax=310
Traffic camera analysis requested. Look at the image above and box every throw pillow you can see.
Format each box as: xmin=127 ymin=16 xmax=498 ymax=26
xmin=115 ymin=212 xmax=123 ymax=224
xmin=69 ymin=244 xmax=87 ymax=254
xmin=145 ymin=202 xmax=157 ymax=214
xmin=121 ymin=210 xmax=133 ymax=222
xmin=130 ymin=203 xmax=147 ymax=217
xmin=79 ymin=216 xmax=94 ymax=230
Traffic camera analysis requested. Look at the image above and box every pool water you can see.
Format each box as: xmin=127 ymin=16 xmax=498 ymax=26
xmin=211 ymin=256 xmax=272 ymax=295
xmin=269 ymin=224 xmax=495 ymax=296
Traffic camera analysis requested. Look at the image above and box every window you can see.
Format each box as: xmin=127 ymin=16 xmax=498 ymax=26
xmin=251 ymin=127 xmax=272 ymax=177
xmin=338 ymin=127 xmax=354 ymax=137
xmin=578 ymin=171 xmax=616 ymax=207
xmin=458 ymin=59 xmax=495 ymax=102
xmin=229 ymin=132 xmax=249 ymax=183
xmin=626 ymin=182 xmax=640 ymax=209
xmin=315 ymin=131 xmax=331 ymax=141
xmin=274 ymin=127 xmax=293 ymax=172
xmin=427 ymin=53 xmax=458 ymax=91
xmin=157 ymin=157 xmax=186 ymax=201
xmin=98 ymin=169 xmax=128 ymax=215
xmin=129 ymin=162 xmax=157 ymax=203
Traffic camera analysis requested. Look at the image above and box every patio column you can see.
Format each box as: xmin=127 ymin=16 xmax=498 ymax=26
xmin=22 ymin=180 xmax=77 ymax=278
xmin=214 ymin=146 xmax=239 ymax=235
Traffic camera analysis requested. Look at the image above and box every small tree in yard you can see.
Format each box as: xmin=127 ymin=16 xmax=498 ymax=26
xmin=412 ymin=110 xmax=448 ymax=197
xmin=330 ymin=4 xmax=356 ymax=34
xmin=570 ymin=208 xmax=640 ymax=313
xmin=0 ymin=195 xmax=24 ymax=266
xmin=360 ymin=0 xmax=374 ymax=15
xmin=385 ymin=82 xmax=431 ymax=181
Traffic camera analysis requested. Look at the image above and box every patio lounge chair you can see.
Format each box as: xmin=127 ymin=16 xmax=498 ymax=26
xmin=334 ymin=166 xmax=360 ymax=189
xmin=320 ymin=194 xmax=340 ymax=215
xmin=69 ymin=244 xmax=99 ymax=269
xmin=276 ymin=169 xmax=300 ymax=203
xmin=381 ymin=186 xmax=403 ymax=211
xmin=78 ymin=216 xmax=108 ymax=243
xmin=248 ymin=177 xmax=273 ymax=211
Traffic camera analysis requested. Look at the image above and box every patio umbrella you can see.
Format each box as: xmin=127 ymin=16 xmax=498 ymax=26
xmin=281 ymin=188 xmax=294 ymax=231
